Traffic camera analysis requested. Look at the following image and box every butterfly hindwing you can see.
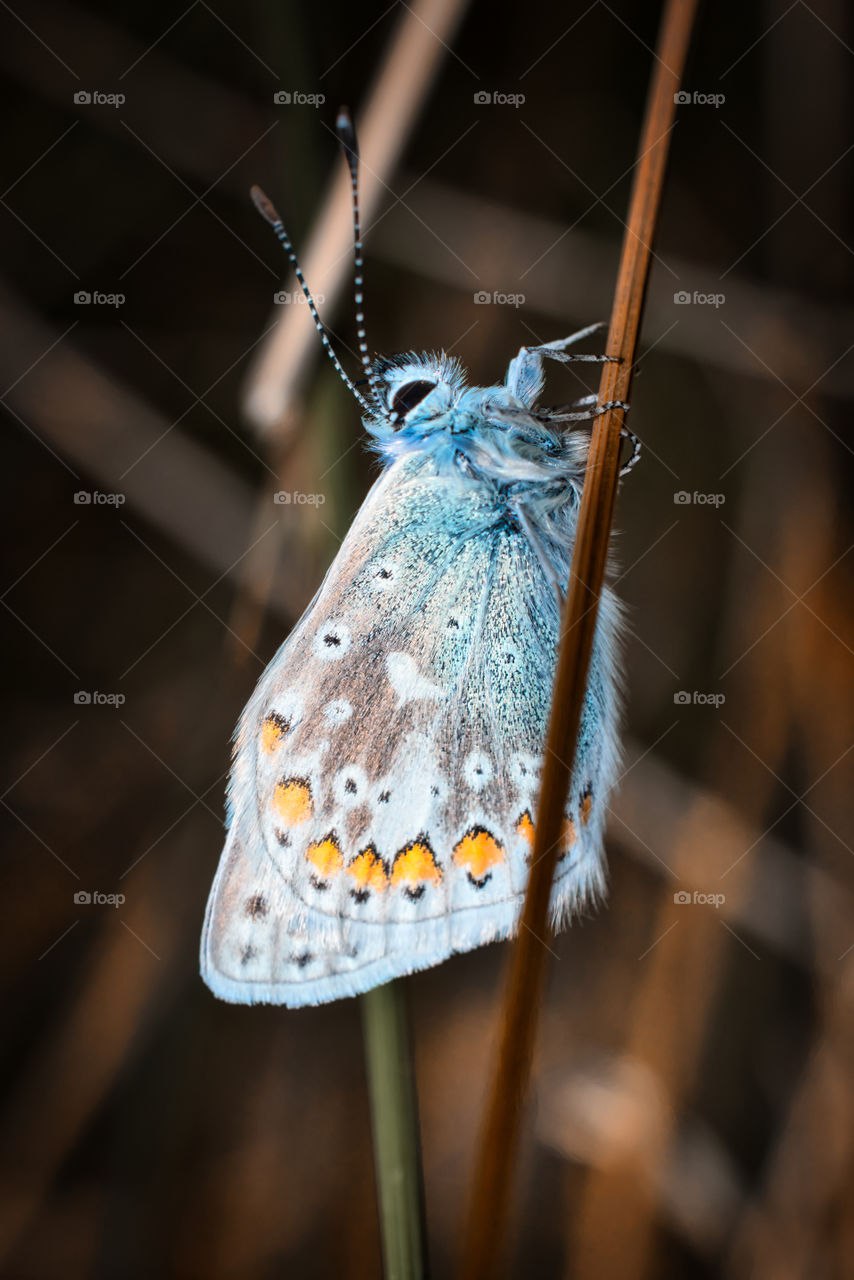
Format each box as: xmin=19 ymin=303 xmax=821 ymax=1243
xmin=202 ymin=446 xmax=621 ymax=1005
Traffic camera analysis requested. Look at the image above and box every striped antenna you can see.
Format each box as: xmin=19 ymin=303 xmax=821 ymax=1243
xmin=250 ymin=185 xmax=371 ymax=413
xmin=335 ymin=108 xmax=384 ymax=407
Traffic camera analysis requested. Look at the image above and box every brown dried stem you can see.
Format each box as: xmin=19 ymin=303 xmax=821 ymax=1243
xmin=459 ymin=2 xmax=700 ymax=1274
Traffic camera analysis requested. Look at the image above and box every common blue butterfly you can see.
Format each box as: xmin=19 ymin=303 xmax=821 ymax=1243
xmin=201 ymin=111 xmax=638 ymax=1007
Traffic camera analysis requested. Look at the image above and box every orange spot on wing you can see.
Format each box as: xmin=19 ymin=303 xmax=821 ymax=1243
xmin=453 ymin=827 xmax=505 ymax=880
xmin=306 ymin=833 xmax=343 ymax=878
xmin=516 ymin=811 xmax=535 ymax=847
xmin=261 ymin=711 xmax=290 ymax=754
xmin=580 ymin=791 xmax=593 ymax=825
xmin=517 ymin=809 xmax=576 ymax=861
xmin=391 ymin=840 xmax=441 ymax=888
xmin=348 ymin=847 xmax=388 ymax=893
xmin=272 ymin=777 xmax=313 ymax=825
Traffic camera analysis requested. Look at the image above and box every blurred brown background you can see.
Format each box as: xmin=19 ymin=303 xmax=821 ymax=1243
xmin=2 ymin=1 xmax=853 ymax=1276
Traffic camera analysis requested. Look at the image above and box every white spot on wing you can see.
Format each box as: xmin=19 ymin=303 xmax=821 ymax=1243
xmin=267 ymin=687 xmax=304 ymax=730
xmin=369 ymin=559 xmax=397 ymax=591
xmin=426 ymin=773 xmax=449 ymax=803
xmin=463 ymin=751 xmax=493 ymax=791
xmin=371 ymin=779 xmax=394 ymax=808
xmin=510 ymin=751 xmax=540 ymax=793
xmin=334 ymin=764 xmax=368 ymax=808
xmin=324 ymin=698 xmax=353 ymax=725
xmin=385 ymin=652 xmax=444 ymax=708
xmin=313 ymin=621 xmax=352 ymax=660
xmin=499 ymin=641 xmax=522 ymax=670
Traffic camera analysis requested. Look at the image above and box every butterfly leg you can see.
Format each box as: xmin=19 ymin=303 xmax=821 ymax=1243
xmin=536 ymin=322 xmax=608 ymax=351
xmin=587 ymin=400 xmax=641 ymax=477
xmin=532 ymin=393 xmax=602 ymax=424
xmin=618 ymin=426 xmax=641 ymax=476
xmin=506 ymin=328 xmax=620 ymax=405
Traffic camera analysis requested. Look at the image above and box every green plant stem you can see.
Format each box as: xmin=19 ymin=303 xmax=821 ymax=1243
xmin=362 ymin=980 xmax=428 ymax=1280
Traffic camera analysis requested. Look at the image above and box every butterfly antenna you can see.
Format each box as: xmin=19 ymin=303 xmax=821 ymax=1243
xmin=250 ymin=184 xmax=371 ymax=412
xmin=335 ymin=107 xmax=385 ymax=408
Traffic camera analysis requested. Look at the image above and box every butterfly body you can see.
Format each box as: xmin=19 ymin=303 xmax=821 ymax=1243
xmin=202 ymin=343 xmax=624 ymax=1006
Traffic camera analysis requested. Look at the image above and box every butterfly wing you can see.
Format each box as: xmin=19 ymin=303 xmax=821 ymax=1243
xmin=201 ymin=452 xmax=621 ymax=1005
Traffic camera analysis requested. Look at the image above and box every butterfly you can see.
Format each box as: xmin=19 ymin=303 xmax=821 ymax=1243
xmin=201 ymin=110 xmax=638 ymax=1007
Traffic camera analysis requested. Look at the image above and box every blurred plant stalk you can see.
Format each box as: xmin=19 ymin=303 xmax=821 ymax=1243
xmin=242 ymin=0 xmax=473 ymax=439
xmin=363 ymin=982 xmax=429 ymax=1279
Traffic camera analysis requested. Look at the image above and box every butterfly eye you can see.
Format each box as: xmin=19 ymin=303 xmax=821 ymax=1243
xmin=389 ymin=380 xmax=436 ymax=420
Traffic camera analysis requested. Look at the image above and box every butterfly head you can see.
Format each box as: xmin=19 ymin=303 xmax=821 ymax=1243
xmin=367 ymin=351 xmax=536 ymax=444
xmin=369 ymin=353 xmax=466 ymax=436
